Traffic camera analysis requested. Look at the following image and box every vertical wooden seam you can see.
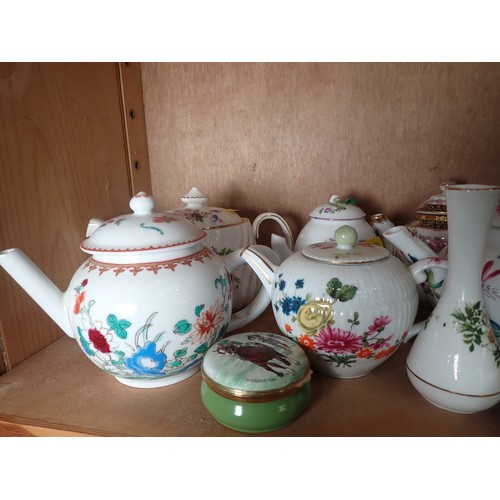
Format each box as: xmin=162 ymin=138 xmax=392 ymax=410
xmin=116 ymin=62 xmax=134 ymax=198
xmin=0 ymin=320 xmax=10 ymax=373
xmin=116 ymin=62 xmax=152 ymax=196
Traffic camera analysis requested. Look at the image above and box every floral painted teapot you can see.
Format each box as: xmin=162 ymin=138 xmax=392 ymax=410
xmin=0 ymin=192 xmax=275 ymax=388
xmin=170 ymin=187 xmax=289 ymax=312
xmin=239 ymin=225 xmax=431 ymax=378
xmin=252 ymin=195 xmax=380 ymax=262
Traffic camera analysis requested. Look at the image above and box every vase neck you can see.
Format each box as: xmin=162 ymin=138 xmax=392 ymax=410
xmin=445 ymin=185 xmax=500 ymax=294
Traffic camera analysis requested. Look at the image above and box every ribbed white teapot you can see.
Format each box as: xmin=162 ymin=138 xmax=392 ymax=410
xmin=239 ymin=225 xmax=433 ymax=379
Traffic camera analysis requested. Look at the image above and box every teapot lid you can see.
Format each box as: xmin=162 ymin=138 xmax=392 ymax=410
xmin=302 ymin=225 xmax=388 ymax=264
xmin=416 ymin=181 xmax=456 ymax=216
xmin=201 ymin=331 xmax=311 ymax=401
xmin=81 ymin=192 xmax=206 ymax=255
xmin=172 ymin=187 xmax=243 ymax=229
xmin=309 ymin=195 xmax=367 ymax=221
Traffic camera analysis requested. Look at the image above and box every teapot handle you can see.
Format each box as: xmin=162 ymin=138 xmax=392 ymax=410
xmin=252 ymin=212 xmax=294 ymax=252
xmin=222 ymin=244 xmax=280 ymax=332
xmin=405 ymin=257 xmax=449 ymax=343
xmin=408 ymin=257 xmax=448 ymax=285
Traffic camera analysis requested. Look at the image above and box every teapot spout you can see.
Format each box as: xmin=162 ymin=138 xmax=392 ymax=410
xmin=383 ymin=226 xmax=447 ymax=301
xmin=370 ymin=213 xmax=396 ymax=254
xmin=240 ymin=246 xmax=279 ymax=298
xmin=0 ymin=248 xmax=73 ymax=338
xmin=383 ymin=225 xmax=439 ymax=262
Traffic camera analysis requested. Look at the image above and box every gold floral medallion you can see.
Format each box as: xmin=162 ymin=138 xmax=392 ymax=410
xmin=297 ymin=299 xmax=334 ymax=333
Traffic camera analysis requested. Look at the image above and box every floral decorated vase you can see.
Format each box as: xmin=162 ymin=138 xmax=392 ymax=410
xmin=405 ymin=185 xmax=500 ymax=413
xmin=483 ymin=209 xmax=500 ymax=345
xmin=448 ymin=201 xmax=500 ymax=344
xmin=240 ymin=225 xmax=422 ymax=378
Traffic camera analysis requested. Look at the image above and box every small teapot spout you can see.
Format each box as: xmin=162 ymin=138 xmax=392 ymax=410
xmin=383 ymin=226 xmax=448 ymax=302
xmin=383 ymin=225 xmax=439 ymax=262
xmin=0 ymin=248 xmax=73 ymax=338
xmin=370 ymin=213 xmax=396 ymax=254
xmin=239 ymin=246 xmax=279 ymax=298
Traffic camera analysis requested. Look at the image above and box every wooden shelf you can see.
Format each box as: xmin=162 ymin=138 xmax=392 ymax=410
xmin=0 ymin=307 xmax=499 ymax=437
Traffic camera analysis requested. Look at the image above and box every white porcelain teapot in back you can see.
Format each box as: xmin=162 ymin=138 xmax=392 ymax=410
xmin=171 ymin=187 xmax=291 ymax=312
xmin=253 ymin=194 xmax=380 ymax=262
xmin=0 ymin=192 xmax=276 ymax=389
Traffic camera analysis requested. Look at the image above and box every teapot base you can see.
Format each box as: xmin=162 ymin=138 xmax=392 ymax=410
xmin=114 ymin=365 xmax=200 ymax=389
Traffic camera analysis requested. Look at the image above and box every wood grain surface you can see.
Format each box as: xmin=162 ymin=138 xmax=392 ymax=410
xmin=0 ymin=63 xmax=151 ymax=372
xmin=142 ymin=62 xmax=500 ymax=246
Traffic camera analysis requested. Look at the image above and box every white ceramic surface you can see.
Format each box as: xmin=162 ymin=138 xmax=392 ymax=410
xmin=383 ymin=225 xmax=447 ymax=307
xmin=0 ymin=192 xmax=273 ymax=388
xmin=253 ymin=195 xmax=379 ymax=262
xmin=241 ymin=225 xmax=420 ymax=378
xmin=482 ymin=209 xmax=500 ymax=346
xmin=406 ymin=184 xmax=500 ymax=413
xmin=172 ymin=187 xmax=269 ymax=312
xmin=386 ymin=204 xmax=500 ymax=339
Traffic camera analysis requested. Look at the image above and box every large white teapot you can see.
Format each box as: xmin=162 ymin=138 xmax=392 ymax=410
xmin=253 ymin=195 xmax=380 ymax=262
xmin=0 ymin=193 xmax=274 ymax=388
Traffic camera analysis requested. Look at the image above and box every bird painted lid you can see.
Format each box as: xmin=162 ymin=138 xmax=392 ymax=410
xmin=308 ymin=195 xmax=367 ymax=221
xmin=81 ymin=192 xmax=206 ymax=256
xmin=201 ymin=331 xmax=311 ymax=401
xmin=172 ymin=186 xmax=244 ymax=229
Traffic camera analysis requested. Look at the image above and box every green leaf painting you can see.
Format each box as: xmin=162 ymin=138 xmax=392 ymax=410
xmin=451 ymin=301 xmax=500 ymax=367
xmin=174 ymin=319 xmax=192 ymax=335
xmin=326 ymin=277 xmax=357 ymax=302
xmin=195 ymin=304 xmax=205 ymax=317
xmin=107 ymin=314 xmax=132 ymax=339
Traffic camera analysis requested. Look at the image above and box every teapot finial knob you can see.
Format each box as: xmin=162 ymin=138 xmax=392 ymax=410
xmin=440 ymin=180 xmax=457 ymax=193
xmin=130 ymin=192 xmax=155 ymax=215
xmin=181 ymin=187 xmax=209 ymax=209
xmin=334 ymin=225 xmax=358 ymax=250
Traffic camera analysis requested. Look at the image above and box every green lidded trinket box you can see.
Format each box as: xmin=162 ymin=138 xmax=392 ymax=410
xmin=201 ymin=331 xmax=312 ymax=433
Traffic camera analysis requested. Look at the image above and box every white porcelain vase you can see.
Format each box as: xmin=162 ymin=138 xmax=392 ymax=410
xmin=406 ymin=184 xmax=500 ymax=413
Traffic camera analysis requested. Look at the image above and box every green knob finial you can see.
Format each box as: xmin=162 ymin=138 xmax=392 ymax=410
xmin=334 ymin=225 xmax=358 ymax=249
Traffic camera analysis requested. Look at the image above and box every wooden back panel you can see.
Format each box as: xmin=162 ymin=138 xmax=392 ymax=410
xmin=0 ymin=62 xmax=151 ymax=372
xmin=142 ymin=62 xmax=500 ymax=244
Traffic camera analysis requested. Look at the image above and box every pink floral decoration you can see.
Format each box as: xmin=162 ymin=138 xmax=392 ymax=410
xmin=315 ymin=325 xmax=363 ymax=354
